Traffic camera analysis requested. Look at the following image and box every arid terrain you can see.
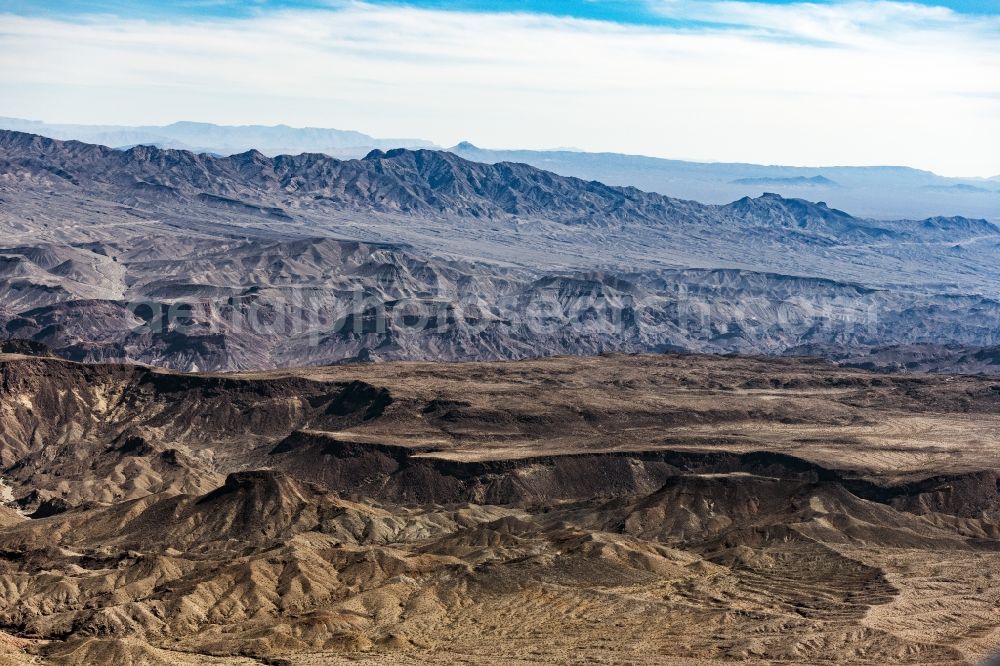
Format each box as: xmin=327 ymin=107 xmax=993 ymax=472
xmin=4 ymin=2 xmax=999 ymax=664
xmin=2 ymin=128 xmax=1000 ymax=665
xmin=0 ymin=349 xmax=999 ymax=664
xmin=3 ymin=131 xmax=1000 ymax=372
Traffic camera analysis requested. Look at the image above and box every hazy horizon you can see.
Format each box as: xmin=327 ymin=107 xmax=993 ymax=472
xmin=3 ymin=114 xmax=999 ymax=180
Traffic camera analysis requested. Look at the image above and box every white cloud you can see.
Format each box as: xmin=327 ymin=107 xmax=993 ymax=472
xmin=0 ymin=1 xmax=998 ymax=176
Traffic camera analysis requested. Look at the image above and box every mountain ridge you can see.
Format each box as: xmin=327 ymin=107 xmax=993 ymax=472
xmin=3 ymin=116 xmax=996 ymax=221
xmin=448 ymin=142 xmax=1000 ymax=222
xmin=2 ymin=130 xmax=1000 ymax=371
xmin=4 ymin=129 xmax=995 ymax=236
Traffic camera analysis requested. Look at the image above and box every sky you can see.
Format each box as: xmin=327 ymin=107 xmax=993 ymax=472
xmin=0 ymin=0 xmax=999 ymax=176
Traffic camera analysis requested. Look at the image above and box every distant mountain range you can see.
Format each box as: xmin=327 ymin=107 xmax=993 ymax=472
xmin=731 ymin=175 xmax=838 ymax=187
xmin=0 ymin=117 xmax=436 ymax=159
xmin=2 ymin=129 xmax=1000 ymax=371
xmin=1 ymin=119 xmax=996 ymax=222
xmin=448 ymin=143 xmax=999 ymax=223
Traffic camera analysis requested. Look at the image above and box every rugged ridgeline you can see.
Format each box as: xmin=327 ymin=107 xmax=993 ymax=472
xmin=1 ymin=130 xmax=1000 ymax=371
xmin=4 ymin=117 xmax=998 ymax=221
xmin=2 ymin=352 xmax=1000 ymax=664
xmin=448 ymin=142 xmax=1000 ymax=222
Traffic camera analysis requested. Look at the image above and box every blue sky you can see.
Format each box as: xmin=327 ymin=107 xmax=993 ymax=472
xmin=0 ymin=0 xmax=998 ymax=175
xmin=2 ymin=0 xmax=999 ymax=22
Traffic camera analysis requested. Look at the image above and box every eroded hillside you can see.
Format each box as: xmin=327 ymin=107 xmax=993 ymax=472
xmin=3 ymin=131 xmax=1000 ymax=371
xmin=0 ymin=352 xmax=999 ymax=664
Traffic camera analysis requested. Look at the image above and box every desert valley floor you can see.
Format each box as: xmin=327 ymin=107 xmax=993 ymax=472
xmin=0 ymin=350 xmax=998 ymax=664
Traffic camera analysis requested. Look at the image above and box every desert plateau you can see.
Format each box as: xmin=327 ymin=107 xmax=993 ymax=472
xmin=0 ymin=350 xmax=998 ymax=664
